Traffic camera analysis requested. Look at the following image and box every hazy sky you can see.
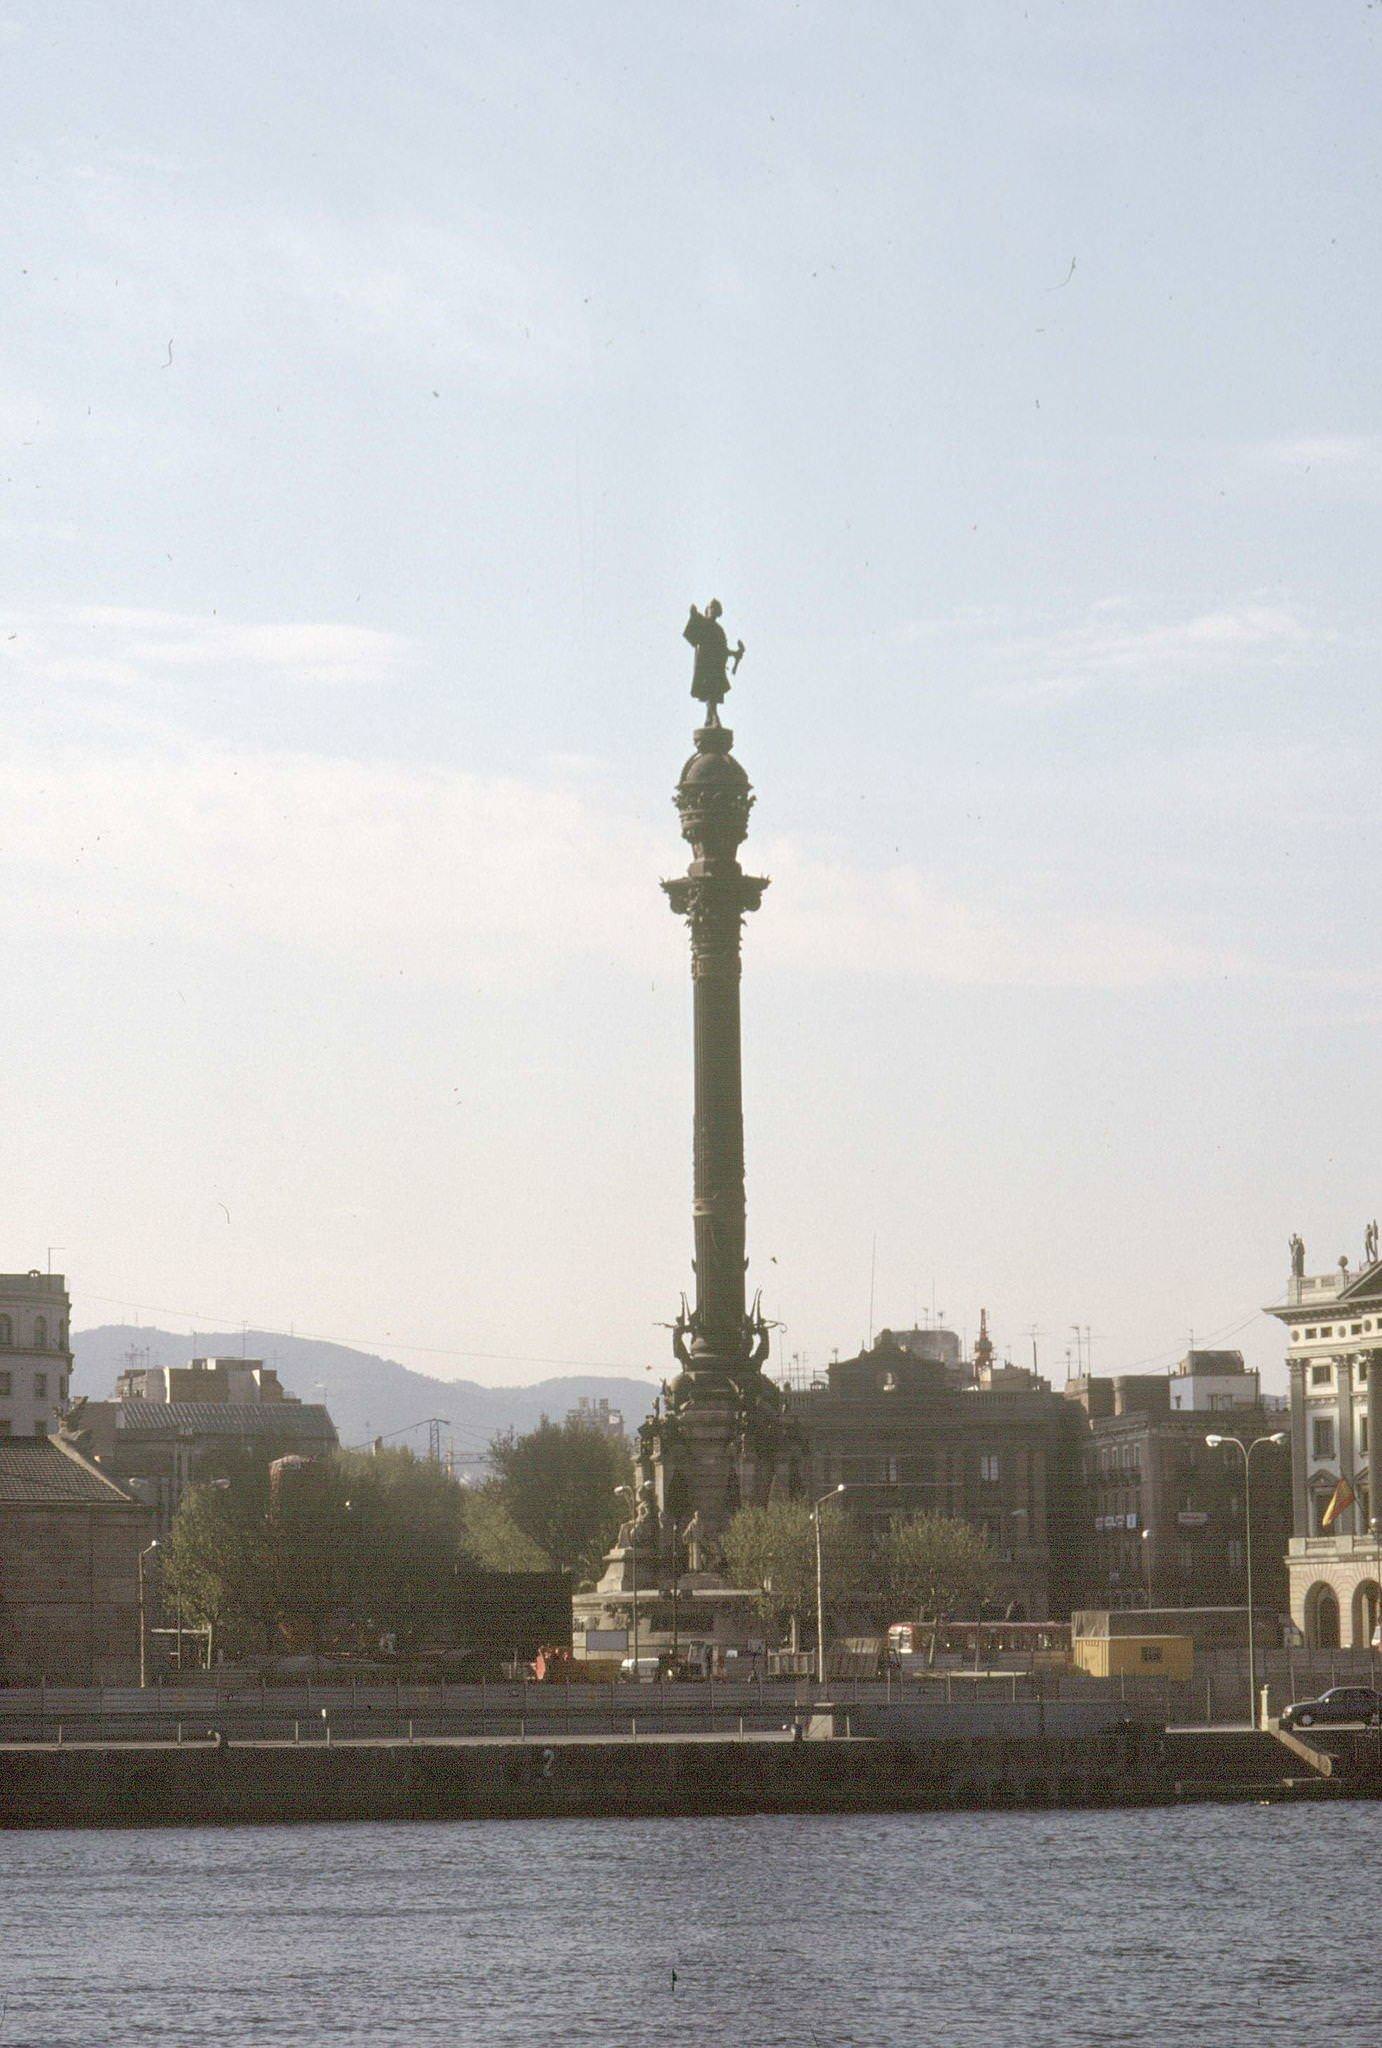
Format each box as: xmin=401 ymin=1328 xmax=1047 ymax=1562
xmin=3 ymin=3 xmax=1380 ymax=1395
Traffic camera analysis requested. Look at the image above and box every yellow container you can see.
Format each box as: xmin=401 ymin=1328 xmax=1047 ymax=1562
xmin=1072 ymin=1634 xmax=1193 ymax=1681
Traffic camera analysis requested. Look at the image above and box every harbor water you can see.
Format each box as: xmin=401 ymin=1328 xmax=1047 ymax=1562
xmin=2 ymin=1803 xmax=1376 ymax=2046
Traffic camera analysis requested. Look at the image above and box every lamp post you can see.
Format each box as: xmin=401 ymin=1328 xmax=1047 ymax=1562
xmin=663 ymin=1515 xmax=681 ymax=1670
xmin=138 ymin=1539 xmax=160 ymax=1689
xmin=813 ymin=1485 xmax=847 ymax=1687
xmin=615 ymin=1485 xmax=640 ymax=1676
xmin=1205 ymin=1430 xmax=1287 ymax=1728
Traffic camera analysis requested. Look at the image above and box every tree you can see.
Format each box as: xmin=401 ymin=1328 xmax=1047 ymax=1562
xmin=878 ymin=1513 xmax=998 ymax=1653
xmin=485 ymin=1417 xmax=632 ymax=1581
xmin=722 ymin=1499 xmax=868 ymax=1650
xmin=163 ymin=1445 xmax=471 ymax=1663
xmin=162 ymin=1455 xmax=282 ymax=1662
xmin=460 ymin=1482 xmax=552 ymax=1572
xmin=328 ymin=1448 xmax=469 ymax=1655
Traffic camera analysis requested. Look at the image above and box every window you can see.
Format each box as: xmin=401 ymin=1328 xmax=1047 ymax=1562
xmin=1139 ymin=1645 xmax=1164 ymax=1664
xmin=979 ymin=1453 xmax=1000 ymax=1484
xmin=33 ymin=1419 xmax=47 ymax=1437
xmin=0 ymin=1315 xmax=9 ymax=1345
xmin=1359 ymin=1417 xmax=1369 ymax=1456
xmin=1305 ymin=1328 xmax=1317 ymax=1339
xmin=1312 ymin=1418 xmax=1336 ymax=1459
xmin=1226 ymin=1538 xmax=1244 ymax=1572
xmin=0 ymin=1420 xmax=10 ymax=1438
xmin=0 ymin=1370 xmax=10 ymax=1396
xmin=1352 ymin=1324 xmax=1363 ymax=1336
xmin=1311 ymin=1365 xmax=1332 ymax=1386
xmin=33 ymin=1316 xmax=46 ymax=1347
xmin=33 ymin=1372 xmax=47 ymax=1399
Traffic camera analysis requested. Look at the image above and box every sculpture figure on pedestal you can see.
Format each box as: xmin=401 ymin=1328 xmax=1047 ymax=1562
xmin=683 ymin=600 xmax=745 ymax=725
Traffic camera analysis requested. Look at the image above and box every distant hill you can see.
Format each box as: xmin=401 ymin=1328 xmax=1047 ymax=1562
xmin=72 ymin=1326 xmax=651 ymax=1465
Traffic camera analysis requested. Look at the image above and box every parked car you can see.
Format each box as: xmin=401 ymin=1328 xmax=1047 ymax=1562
xmin=1281 ymin=1685 xmax=1382 ymax=1731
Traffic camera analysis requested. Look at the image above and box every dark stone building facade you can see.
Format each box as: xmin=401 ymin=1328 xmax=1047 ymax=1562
xmin=1064 ymin=1354 xmax=1292 ymax=1618
xmin=0 ymin=1435 xmax=153 ymax=1682
xmin=788 ymin=1330 xmax=1088 ymax=1621
xmin=72 ymin=1360 xmax=338 ymax=1532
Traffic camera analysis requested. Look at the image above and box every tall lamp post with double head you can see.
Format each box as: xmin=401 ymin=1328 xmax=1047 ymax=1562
xmin=813 ymin=1485 xmax=847 ymax=1687
xmin=138 ymin=1539 xmax=160 ymax=1689
xmin=1205 ymin=1430 xmax=1287 ymax=1727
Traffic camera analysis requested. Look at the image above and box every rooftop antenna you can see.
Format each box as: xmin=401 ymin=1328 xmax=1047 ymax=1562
xmin=867 ymin=1234 xmax=877 ymax=1347
xmin=1026 ymin=1324 xmax=1044 ymax=1373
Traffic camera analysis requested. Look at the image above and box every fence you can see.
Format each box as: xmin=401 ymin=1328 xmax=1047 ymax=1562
xmin=0 ymin=1647 xmax=1376 ymax=1742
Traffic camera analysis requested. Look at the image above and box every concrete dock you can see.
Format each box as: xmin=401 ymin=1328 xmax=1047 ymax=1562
xmin=2 ymin=1718 xmax=1376 ymax=1828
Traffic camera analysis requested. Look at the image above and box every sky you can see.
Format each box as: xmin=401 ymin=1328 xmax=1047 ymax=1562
xmin=3 ymin=1 xmax=1380 ymax=1396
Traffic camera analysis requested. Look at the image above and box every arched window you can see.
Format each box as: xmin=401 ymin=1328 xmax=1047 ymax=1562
xmin=1353 ymin=1580 xmax=1381 ymax=1650
xmin=33 ymin=1316 xmax=47 ymax=1348
xmin=0 ymin=1315 xmax=11 ymax=1346
xmin=1306 ymin=1582 xmax=1341 ymax=1650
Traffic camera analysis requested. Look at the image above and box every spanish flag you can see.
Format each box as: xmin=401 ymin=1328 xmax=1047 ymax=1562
xmin=1321 ymin=1476 xmax=1357 ymax=1529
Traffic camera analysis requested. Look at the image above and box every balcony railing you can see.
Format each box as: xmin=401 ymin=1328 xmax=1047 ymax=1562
xmin=1288 ymin=1533 xmax=1381 ymax=1557
xmin=1283 ymin=1273 xmax=1346 ymax=1305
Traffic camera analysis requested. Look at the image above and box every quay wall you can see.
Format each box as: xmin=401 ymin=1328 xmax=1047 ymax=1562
xmin=0 ymin=1723 xmax=1325 ymax=1831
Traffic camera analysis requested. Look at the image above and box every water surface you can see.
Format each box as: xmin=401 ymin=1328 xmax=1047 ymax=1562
xmin=2 ymin=1805 xmax=1374 ymax=2046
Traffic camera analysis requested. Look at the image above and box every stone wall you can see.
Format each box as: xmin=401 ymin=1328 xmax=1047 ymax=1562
xmin=0 ymin=1500 xmax=149 ymax=1683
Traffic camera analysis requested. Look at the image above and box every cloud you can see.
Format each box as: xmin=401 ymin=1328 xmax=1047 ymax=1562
xmin=1252 ymin=435 xmax=1382 ymax=473
xmin=985 ymin=601 xmax=1313 ymax=705
xmin=5 ymin=605 xmax=407 ymax=689
xmin=35 ymin=151 xmax=583 ymax=385
xmin=760 ymin=838 xmax=1235 ymax=989
xmin=0 ymin=740 xmax=1240 ymax=992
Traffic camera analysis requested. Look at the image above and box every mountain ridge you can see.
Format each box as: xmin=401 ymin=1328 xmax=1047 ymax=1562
xmin=72 ymin=1325 xmax=651 ymax=1461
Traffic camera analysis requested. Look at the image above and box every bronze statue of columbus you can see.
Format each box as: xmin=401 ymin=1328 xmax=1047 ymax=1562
xmin=683 ymin=600 xmax=745 ymax=724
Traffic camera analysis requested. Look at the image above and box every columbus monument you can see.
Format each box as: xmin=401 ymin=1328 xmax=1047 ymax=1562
xmin=605 ymin=603 xmax=797 ymax=1606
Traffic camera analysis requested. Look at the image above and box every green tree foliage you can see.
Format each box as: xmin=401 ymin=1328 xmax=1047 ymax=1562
xmin=485 ymin=1417 xmax=632 ymax=1581
xmin=162 ymin=1454 xmax=280 ymax=1662
xmin=163 ymin=1445 xmax=469 ymax=1662
xmin=460 ymin=1481 xmax=553 ymax=1572
xmin=330 ymin=1448 xmax=470 ymax=1654
xmin=721 ymin=1499 xmax=868 ymax=1647
xmin=877 ymin=1513 xmax=998 ymax=1634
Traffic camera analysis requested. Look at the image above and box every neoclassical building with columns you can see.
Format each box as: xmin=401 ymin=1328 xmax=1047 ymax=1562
xmin=1268 ymin=1246 xmax=1381 ymax=1650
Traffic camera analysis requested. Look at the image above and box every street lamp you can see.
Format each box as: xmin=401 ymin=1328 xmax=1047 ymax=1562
xmin=138 ymin=1539 xmax=160 ymax=1689
xmin=1205 ymin=1430 xmax=1288 ymax=1728
xmin=615 ymin=1484 xmax=641 ymax=1677
xmin=813 ymin=1485 xmax=847 ymax=1687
